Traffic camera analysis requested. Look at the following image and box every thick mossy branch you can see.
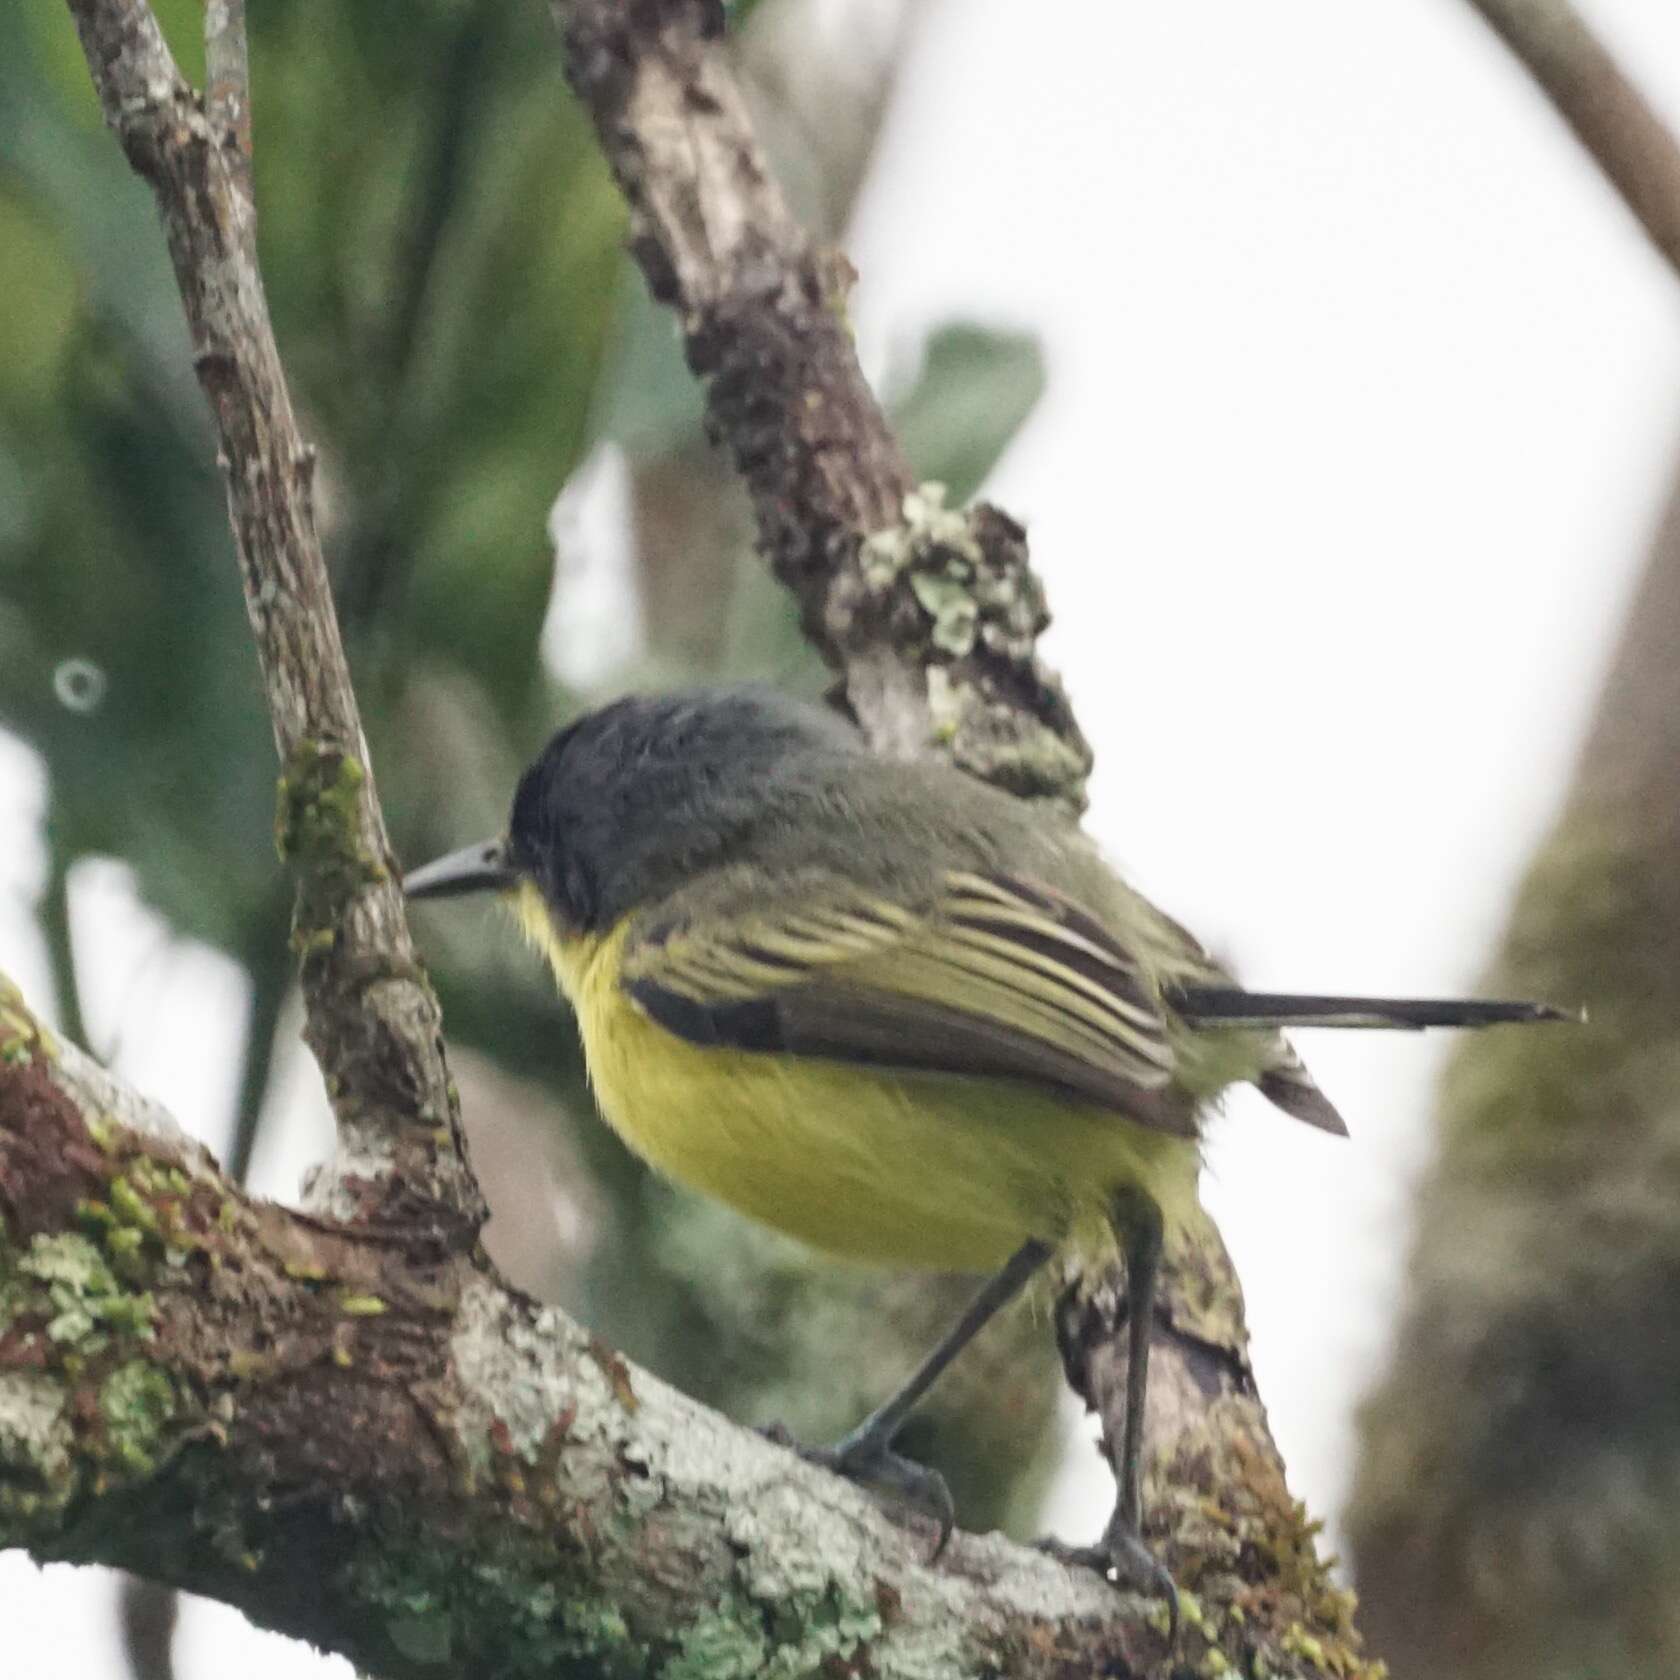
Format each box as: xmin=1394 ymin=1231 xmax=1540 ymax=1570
xmin=1 ymin=982 xmax=1237 ymax=1680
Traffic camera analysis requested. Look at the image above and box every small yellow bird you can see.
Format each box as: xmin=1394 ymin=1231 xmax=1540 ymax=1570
xmin=405 ymin=685 xmax=1564 ymax=1618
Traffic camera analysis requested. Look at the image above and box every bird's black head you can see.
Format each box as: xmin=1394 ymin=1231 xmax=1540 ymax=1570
xmin=502 ymin=686 xmax=864 ymax=934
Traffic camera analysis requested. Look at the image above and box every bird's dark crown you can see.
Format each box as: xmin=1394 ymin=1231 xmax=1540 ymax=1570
xmin=507 ymin=686 xmax=865 ymax=934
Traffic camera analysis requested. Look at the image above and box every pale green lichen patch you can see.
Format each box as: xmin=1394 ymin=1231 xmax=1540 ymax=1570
xmin=10 ymin=1232 xmax=156 ymax=1347
xmin=663 ymin=1580 xmax=884 ymax=1680
xmin=273 ymin=740 xmax=384 ymax=893
xmin=925 ymin=665 xmax=1089 ymax=805
xmin=858 ymin=483 xmax=981 ymax=591
xmin=663 ymin=1599 xmax=772 ymax=1680
xmin=0 ymin=972 xmax=58 ymax=1066
xmin=345 ymin=1518 xmax=640 ymax=1678
xmin=847 ymin=485 xmax=1091 ymax=806
xmin=99 ymin=1358 xmax=177 ymax=1474
xmin=0 ymin=1372 xmax=73 ymax=1486
xmin=0 ymin=1226 xmax=177 ymax=1532
xmin=859 ymin=485 xmax=986 ymax=659
xmin=712 ymin=1488 xmax=893 ymax=1678
xmin=909 ymin=572 xmax=980 ymax=657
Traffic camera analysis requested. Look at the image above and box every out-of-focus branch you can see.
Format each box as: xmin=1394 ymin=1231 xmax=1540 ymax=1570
xmin=117 ymin=1579 xmax=179 ymax=1680
xmin=64 ymin=0 xmax=482 ymax=1237
xmin=1349 ymin=454 xmax=1680 ymax=1678
xmin=1468 ymin=0 xmax=1680 ymax=282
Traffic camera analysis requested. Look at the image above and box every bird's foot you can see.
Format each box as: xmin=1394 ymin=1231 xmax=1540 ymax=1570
xmin=760 ymin=1421 xmax=955 ymax=1559
xmin=1037 ymin=1524 xmax=1180 ymax=1646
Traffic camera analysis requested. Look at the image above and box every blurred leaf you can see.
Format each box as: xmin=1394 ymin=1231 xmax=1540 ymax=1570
xmin=21 ymin=0 xmax=206 ymax=124
xmin=889 ymin=322 xmax=1046 ymax=505
xmin=0 ymin=0 xmax=626 ymax=1022
xmin=0 ymin=199 xmax=78 ymax=400
xmin=251 ymin=0 xmax=625 ymax=719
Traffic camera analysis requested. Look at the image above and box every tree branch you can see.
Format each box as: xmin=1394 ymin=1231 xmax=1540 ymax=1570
xmin=553 ymin=0 xmax=1090 ymax=801
xmin=0 ymin=984 xmax=1168 ymax=1678
xmin=64 ymin=0 xmax=483 ymax=1237
xmin=1468 ymin=0 xmax=1680 ymax=282
xmin=1058 ymin=1214 xmax=1369 ymax=1667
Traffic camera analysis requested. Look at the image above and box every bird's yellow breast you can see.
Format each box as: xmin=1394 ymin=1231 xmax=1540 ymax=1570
xmin=515 ymin=883 xmax=1199 ymax=1272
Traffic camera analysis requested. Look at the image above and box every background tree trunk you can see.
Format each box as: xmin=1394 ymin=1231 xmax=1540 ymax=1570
xmin=1349 ymin=445 xmax=1680 ymax=1679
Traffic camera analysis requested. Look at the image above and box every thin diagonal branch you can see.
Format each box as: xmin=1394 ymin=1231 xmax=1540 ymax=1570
xmin=552 ymin=0 xmax=1090 ymax=800
xmin=117 ymin=1577 xmax=179 ymax=1680
xmin=1469 ymin=0 xmax=1680 ymax=282
xmin=64 ymin=0 xmax=483 ymax=1238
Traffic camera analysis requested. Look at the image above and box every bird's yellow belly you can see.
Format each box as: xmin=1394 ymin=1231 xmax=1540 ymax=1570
xmin=527 ymin=900 xmax=1201 ymax=1272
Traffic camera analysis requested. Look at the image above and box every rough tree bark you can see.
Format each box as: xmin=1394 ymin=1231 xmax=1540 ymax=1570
xmin=1348 ymin=456 xmax=1680 ymax=1679
xmin=0 ymin=0 xmax=1378 ymax=1673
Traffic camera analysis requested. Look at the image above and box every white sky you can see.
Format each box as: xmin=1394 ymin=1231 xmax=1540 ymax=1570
xmin=6 ymin=0 xmax=1680 ymax=1672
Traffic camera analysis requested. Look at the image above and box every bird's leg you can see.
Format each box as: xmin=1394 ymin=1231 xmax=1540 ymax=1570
xmin=769 ymin=1238 xmax=1053 ymax=1555
xmin=1041 ymin=1188 xmax=1179 ymax=1641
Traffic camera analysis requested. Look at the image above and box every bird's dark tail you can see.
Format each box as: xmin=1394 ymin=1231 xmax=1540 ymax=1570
xmin=1169 ymin=989 xmax=1581 ymax=1032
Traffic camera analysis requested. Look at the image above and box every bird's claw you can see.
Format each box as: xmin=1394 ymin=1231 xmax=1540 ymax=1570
xmin=760 ymin=1422 xmax=955 ymax=1559
xmin=1036 ymin=1528 xmax=1180 ymax=1646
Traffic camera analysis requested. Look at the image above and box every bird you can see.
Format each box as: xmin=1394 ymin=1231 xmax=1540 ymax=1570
xmin=404 ymin=684 xmax=1568 ymax=1624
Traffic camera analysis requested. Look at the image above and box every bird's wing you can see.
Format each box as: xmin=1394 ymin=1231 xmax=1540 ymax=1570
xmin=619 ymin=868 xmax=1196 ymax=1138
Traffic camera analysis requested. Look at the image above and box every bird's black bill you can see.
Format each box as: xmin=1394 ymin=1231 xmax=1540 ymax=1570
xmin=403 ymin=837 xmax=516 ymax=901
xmin=1169 ymin=988 xmax=1583 ymax=1031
